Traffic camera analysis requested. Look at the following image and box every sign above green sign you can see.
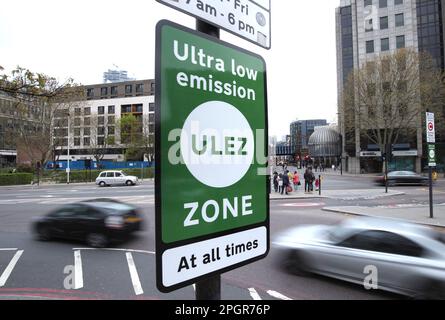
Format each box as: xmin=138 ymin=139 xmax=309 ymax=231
xmin=155 ymin=20 xmax=269 ymax=292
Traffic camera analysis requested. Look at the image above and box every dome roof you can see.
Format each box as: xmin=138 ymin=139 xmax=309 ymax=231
xmin=308 ymin=126 xmax=341 ymax=157
xmin=308 ymin=126 xmax=340 ymax=145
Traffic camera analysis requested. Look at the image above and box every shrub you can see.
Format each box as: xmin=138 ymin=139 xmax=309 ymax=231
xmin=0 ymin=173 xmax=33 ymax=186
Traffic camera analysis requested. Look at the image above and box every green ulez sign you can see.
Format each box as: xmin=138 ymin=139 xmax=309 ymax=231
xmin=155 ymin=20 xmax=269 ymax=292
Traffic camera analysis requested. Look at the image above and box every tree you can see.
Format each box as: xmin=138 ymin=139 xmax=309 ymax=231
xmin=0 ymin=66 xmax=83 ymax=180
xmin=141 ymin=114 xmax=155 ymax=162
xmin=341 ymin=49 xmax=445 ymax=170
xmin=118 ymin=114 xmax=144 ymax=161
xmin=86 ymin=114 xmax=115 ymax=165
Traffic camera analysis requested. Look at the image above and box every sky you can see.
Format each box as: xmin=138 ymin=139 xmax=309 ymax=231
xmin=0 ymin=0 xmax=339 ymax=139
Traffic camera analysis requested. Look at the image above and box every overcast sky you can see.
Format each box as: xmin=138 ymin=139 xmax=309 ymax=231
xmin=0 ymin=0 xmax=339 ymax=139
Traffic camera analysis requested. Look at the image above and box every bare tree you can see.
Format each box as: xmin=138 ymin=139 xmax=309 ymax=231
xmin=86 ymin=114 xmax=115 ymax=165
xmin=0 ymin=66 xmax=83 ymax=180
xmin=341 ymin=49 xmax=445 ymax=165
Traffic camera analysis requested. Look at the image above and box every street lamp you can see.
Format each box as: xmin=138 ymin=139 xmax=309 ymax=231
xmin=66 ymin=111 xmax=70 ymax=184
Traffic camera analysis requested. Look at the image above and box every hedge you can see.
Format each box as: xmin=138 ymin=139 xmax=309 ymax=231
xmin=43 ymin=168 xmax=154 ymax=184
xmin=0 ymin=173 xmax=34 ymax=186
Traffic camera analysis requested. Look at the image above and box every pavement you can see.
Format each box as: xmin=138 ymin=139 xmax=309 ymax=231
xmin=323 ymin=204 xmax=445 ymax=228
xmin=270 ymin=189 xmax=405 ymax=201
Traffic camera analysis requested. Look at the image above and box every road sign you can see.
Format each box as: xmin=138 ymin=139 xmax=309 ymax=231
xmin=156 ymin=0 xmax=271 ymax=49
xmin=428 ymin=144 xmax=436 ymax=167
xmin=155 ymin=20 xmax=269 ymax=292
xmin=426 ymin=112 xmax=435 ymax=144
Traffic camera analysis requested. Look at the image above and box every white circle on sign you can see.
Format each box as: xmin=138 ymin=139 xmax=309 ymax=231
xmin=180 ymin=101 xmax=254 ymax=188
xmin=429 ymin=150 xmax=435 ymax=158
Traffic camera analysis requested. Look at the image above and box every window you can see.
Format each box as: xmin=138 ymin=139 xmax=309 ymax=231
xmin=380 ymin=16 xmax=388 ymax=30
xmin=98 ymin=116 xmax=105 ymax=125
xmin=379 ymin=0 xmax=387 ymax=8
xmin=150 ymin=82 xmax=155 ymax=92
xmin=74 ymin=137 xmax=80 ymax=146
xmin=106 ymin=172 xmax=114 ymax=178
xmin=366 ymin=40 xmax=374 ymax=53
xmin=111 ymin=86 xmax=118 ymax=96
xmin=84 ymin=127 xmax=91 ymax=136
xmin=84 ymin=107 xmax=91 ymax=116
xmin=74 ymin=128 xmax=81 ymax=136
xmin=136 ymin=83 xmax=144 ymax=93
xmin=115 ymin=172 xmax=123 ymax=177
xmin=108 ymin=116 xmax=115 ymax=124
xmin=149 ymin=114 xmax=155 ymax=122
xmin=395 ymin=13 xmax=404 ymax=27
xmin=97 ymin=137 xmax=105 ymax=145
xmin=98 ymin=106 xmax=105 ymax=114
xmin=84 ymin=117 xmax=91 ymax=126
xmin=149 ymin=124 xmax=154 ymax=133
xmin=396 ymin=35 xmax=405 ymax=49
xmin=149 ymin=103 xmax=155 ymax=112
xmin=86 ymin=88 xmax=94 ymax=98
xmin=108 ymin=105 xmax=115 ymax=114
xmin=97 ymin=127 xmax=105 ymax=135
xmin=394 ymin=0 xmax=403 ymax=5
xmin=108 ymin=126 xmax=115 ymax=135
xmin=364 ymin=0 xmax=372 ymax=7
xmin=83 ymin=137 xmax=90 ymax=146
xmin=100 ymin=172 xmax=106 ymax=178
xmin=74 ymin=118 xmax=81 ymax=127
xmin=125 ymin=85 xmax=132 ymax=94
xmin=100 ymin=87 xmax=108 ymax=96
xmin=135 ymin=104 xmax=143 ymax=113
xmin=121 ymin=105 xmax=131 ymax=113
xmin=381 ymin=38 xmax=390 ymax=51
xmin=74 ymin=108 xmax=81 ymax=116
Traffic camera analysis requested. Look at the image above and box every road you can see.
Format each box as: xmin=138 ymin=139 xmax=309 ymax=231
xmin=0 ymin=176 xmax=443 ymax=300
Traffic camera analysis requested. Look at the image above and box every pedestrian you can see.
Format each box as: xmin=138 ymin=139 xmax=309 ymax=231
xmin=293 ymin=171 xmax=300 ymax=191
xmin=315 ymin=177 xmax=319 ymax=191
xmin=273 ymin=171 xmax=279 ymax=193
xmin=281 ymin=170 xmax=290 ymax=195
xmin=304 ymin=168 xmax=309 ymax=193
xmin=278 ymin=173 xmax=283 ymax=194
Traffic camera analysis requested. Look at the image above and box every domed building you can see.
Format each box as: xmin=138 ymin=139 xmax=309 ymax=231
xmin=308 ymin=126 xmax=341 ymax=168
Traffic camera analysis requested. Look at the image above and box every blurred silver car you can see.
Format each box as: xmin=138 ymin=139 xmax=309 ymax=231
xmin=274 ymin=217 xmax=445 ymax=299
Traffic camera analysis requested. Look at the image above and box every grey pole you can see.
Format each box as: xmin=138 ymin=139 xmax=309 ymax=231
xmin=194 ymin=19 xmax=221 ymax=301
xmin=429 ymin=159 xmax=434 ymax=219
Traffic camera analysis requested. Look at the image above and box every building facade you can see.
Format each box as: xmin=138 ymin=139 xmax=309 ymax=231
xmin=53 ymin=80 xmax=155 ymax=163
xmin=336 ymin=0 xmax=445 ymax=173
xmin=290 ymin=119 xmax=328 ymax=160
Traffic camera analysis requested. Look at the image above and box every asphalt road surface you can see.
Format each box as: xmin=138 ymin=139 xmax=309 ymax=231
xmin=0 ymin=176 xmax=443 ymax=300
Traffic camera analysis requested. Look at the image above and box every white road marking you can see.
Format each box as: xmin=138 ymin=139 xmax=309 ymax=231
xmin=126 ymin=252 xmax=144 ymax=296
xmin=0 ymin=250 xmax=24 ymax=287
xmin=72 ymin=248 xmax=155 ymax=255
xmin=0 ymin=248 xmax=18 ymax=251
xmin=248 ymin=288 xmax=262 ymax=300
xmin=267 ymin=290 xmax=292 ymax=300
xmin=74 ymin=250 xmax=84 ymax=290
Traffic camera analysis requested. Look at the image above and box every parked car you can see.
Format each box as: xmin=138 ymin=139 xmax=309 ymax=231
xmin=374 ymin=171 xmax=429 ymax=186
xmin=96 ymin=170 xmax=138 ymax=187
xmin=274 ymin=217 xmax=445 ymax=299
xmin=31 ymin=200 xmax=144 ymax=247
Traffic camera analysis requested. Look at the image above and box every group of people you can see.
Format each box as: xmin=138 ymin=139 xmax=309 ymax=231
xmin=272 ymin=167 xmax=318 ymax=195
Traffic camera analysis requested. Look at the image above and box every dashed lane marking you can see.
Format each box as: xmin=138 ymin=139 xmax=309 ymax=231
xmin=72 ymin=248 xmax=155 ymax=255
xmin=126 ymin=252 xmax=144 ymax=296
xmin=267 ymin=290 xmax=292 ymax=300
xmin=74 ymin=250 xmax=84 ymax=290
xmin=248 ymin=288 xmax=262 ymax=300
xmin=0 ymin=250 xmax=24 ymax=287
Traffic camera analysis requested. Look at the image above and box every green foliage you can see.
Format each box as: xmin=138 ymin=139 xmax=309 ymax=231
xmin=0 ymin=173 xmax=33 ymax=186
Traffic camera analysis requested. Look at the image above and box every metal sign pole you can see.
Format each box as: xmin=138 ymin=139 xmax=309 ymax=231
xmin=429 ymin=164 xmax=434 ymax=219
xmin=194 ymin=19 xmax=221 ymax=301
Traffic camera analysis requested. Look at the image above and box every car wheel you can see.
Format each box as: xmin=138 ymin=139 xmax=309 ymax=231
xmin=86 ymin=233 xmax=108 ymax=248
xmin=280 ymin=250 xmax=310 ymax=276
xmin=126 ymin=180 xmax=134 ymax=186
xmin=99 ymin=181 xmax=106 ymax=187
xmin=36 ymin=226 xmax=51 ymax=241
xmin=414 ymin=281 xmax=445 ymax=300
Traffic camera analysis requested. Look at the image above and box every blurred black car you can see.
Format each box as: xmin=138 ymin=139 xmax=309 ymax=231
xmin=375 ymin=171 xmax=429 ymax=186
xmin=31 ymin=200 xmax=144 ymax=247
